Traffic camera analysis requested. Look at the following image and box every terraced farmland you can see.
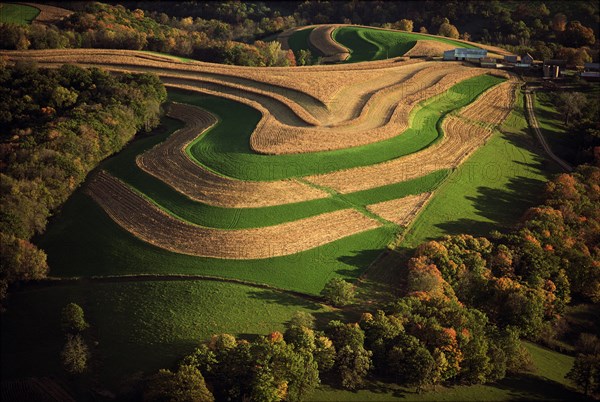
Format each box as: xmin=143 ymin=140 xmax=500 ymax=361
xmin=2 ymin=41 xmax=526 ymax=387
xmin=0 ymin=46 xmax=521 ymax=287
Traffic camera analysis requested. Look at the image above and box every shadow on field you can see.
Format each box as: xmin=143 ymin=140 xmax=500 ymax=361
xmin=435 ymin=174 xmax=546 ymax=236
xmin=434 ymin=129 xmax=555 ymax=237
xmin=336 ymin=248 xmax=386 ymax=275
xmin=492 ymin=374 xmax=589 ymax=401
xmin=246 ymin=290 xmax=322 ymax=310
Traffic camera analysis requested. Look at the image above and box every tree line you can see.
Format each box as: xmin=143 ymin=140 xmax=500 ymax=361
xmin=0 ymin=60 xmax=166 ymax=307
xmin=2 ymin=2 xmax=595 ymax=67
xmin=0 ymin=2 xmax=298 ymax=67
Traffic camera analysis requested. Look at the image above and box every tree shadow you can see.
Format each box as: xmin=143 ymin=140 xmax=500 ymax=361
xmin=436 ymin=175 xmax=547 ymax=236
xmin=491 ymin=374 xmax=590 ymax=401
xmin=246 ymin=290 xmax=322 ymax=310
xmin=336 ymin=248 xmax=387 ymax=276
xmin=433 ymin=126 xmax=560 ymax=238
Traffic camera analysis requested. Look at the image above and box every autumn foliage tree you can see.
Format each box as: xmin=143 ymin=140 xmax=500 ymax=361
xmin=396 ymin=19 xmax=414 ymax=32
xmin=438 ymin=18 xmax=460 ymax=39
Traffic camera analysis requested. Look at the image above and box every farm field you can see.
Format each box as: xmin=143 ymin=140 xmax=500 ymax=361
xmin=179 ymin=75 xmax=504 ymax=180
xmin=1 ymin=10 xmax=585 ymax=398
xmin=0 ymin=3 xmax=39 ymax=24
xmin=284 ymin=24 xmax=511 ymax=64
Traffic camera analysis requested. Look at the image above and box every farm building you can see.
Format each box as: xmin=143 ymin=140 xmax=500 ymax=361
xmin=443 ymin=48 xmax=488 ymax=61
xmin=543 ymin=59 xmax=566 ymax=79
xmin=581 ymin=62 xmax=600 ymax=80
xmin=480 ymin=57 xmax=498 ymax=68
xmin=521 ymin=53 xmax=534 ymax=65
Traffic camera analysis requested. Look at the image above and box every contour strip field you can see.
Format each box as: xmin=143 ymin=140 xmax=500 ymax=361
xmin=137 ymin=103 xmax=329 ymax=208
xmin=86 ymin=171 xmax=381 ymax=259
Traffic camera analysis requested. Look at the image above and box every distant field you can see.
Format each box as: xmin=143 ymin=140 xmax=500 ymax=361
xmin=286 ymin=25 xmax=480 ymax=63
xmin=0 ymin=280 xmax=330 ymax=387
xmin=0 ymin=3 xmax=39 ymax=24
xmin=401 ymin=91 xmax=560 ymax=247
xmin=332 ymin=26 xmax=480 ymax=62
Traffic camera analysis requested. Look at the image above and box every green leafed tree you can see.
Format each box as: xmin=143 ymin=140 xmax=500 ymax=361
xmin=566 ymin=353 xmax=600 ymax=397
xmin=61 ymin=334 xmax=89 ymax=374
xmin=397 ymin=19 xmax=414 ymax=32
xmin=61 ymin=302 xmax=88 ymax=333
xmin=336 ymin=345 xmax=373 ymax=390
xmin=321 ymin=278 xmax=355 ymax=307
xmin=144 ymin=364 xmax=215 ymax=402
xmin=295 ymin=49 xmax=312 ymax=66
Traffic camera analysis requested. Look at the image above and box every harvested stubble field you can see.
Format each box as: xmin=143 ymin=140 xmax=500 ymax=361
xmin=366 ymin=193 xmax=433 ymax=226
xmin=87 ymin=171 xmax=381 ymax=259
xmin=137 ymin=103 xmax=328 ymax=207
xmin=404 ymin=40 xmax=457 ymax=57
xmin=309 ymin=25 xmax=351 ymax=62
xmin=2 ymin=48 xmax=516 ymax=262
xmin=306 ymin=77 xmax=519 ymax=193
xmin=20 ymin=2 xmax=73 ymax=24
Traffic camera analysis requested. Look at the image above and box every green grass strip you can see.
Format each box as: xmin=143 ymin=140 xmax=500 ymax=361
xmin=179 ymin=74 xmax=504 ymax=181
xmin=0 ymin=3 xmax=39 ymax=25
xmin=287 ymin=27 xmax=323 ymax=56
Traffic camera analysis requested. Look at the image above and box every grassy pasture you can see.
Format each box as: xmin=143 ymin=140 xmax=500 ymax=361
xmin=333 ymin=26 xmax=480 ymax=62
xmin=534 ymin=92 xmax=577 ymax=165
xmin=0 ymin=3 xmax=39 ymax=25
xmin=400 ymin=91 xmax=560 ymax=247
xmin=0 ymin=280 xmax=331 ymax=388
xmin=38 ymin=187 xmax=397 ymax=294
xmin=307 ymin=342 xmax=576 ymax=401
xmin=180 ymin=74 xmax=504 ymax=181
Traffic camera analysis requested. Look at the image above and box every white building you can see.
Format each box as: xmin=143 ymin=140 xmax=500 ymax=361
xmin=443 ymin=48 xmax=488 ymax=61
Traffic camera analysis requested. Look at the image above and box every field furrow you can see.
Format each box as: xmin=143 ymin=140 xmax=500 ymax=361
xmin=86 ymin=171 xmax=381 ymax=259
xmin=2 ymin=49 xmax=426 ymax=104
xmin=250 ymin=68 xmax=498 ymax=154
xmin=404 ymin=40 xmax=457 ymax=57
